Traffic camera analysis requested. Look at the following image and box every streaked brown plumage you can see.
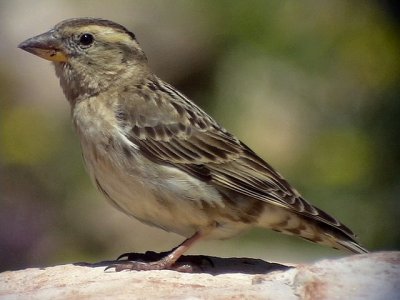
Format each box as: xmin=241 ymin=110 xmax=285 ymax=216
xmin=19 ymin=18 xmax=367 ymax=271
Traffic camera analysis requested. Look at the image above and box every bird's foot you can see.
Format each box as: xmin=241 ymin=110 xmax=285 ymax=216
xmin=105 ymin=251 xmax=212 ymax=273
xmin=106 ymin=232 xmax=209 ymax=272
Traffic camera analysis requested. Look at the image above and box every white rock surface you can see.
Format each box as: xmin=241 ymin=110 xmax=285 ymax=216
xmin=0 ymin=252 xmax=399 ymax=299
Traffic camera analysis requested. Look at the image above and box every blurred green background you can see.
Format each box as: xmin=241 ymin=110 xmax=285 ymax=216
xmin=1 ymin=0 xmax=399 ymax=271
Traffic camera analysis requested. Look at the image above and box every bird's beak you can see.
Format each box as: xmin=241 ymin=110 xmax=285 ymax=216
xmin=18 ymin=30 xmax=68 ymax=62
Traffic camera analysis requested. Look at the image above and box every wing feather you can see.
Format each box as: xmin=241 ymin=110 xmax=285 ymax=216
xmin=120 ymin=77 xmax=357 ymax=240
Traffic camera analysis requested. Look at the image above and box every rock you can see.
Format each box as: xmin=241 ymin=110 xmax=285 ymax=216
xmin=0 ymin=251 xmax=399 ymax=299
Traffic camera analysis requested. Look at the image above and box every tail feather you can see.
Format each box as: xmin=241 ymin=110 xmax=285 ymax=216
xmin=258 ymin=207 xmax=368 ymax=253
xmin=334 ymin=239 xmax=368 ymax=254
xmin=299 ymin=222 xmax=368 ymax=254
xmin=297 ymin=228 xmax=368 ymax=254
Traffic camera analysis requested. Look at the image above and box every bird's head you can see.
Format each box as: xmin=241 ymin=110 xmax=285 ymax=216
xmin=19 ymin=18 xmax=149 ymax=103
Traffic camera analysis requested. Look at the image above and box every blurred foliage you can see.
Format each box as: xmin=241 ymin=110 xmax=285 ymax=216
xmin=0 ymin=0 xmax=399 ymax=271
xmin=2 ymin=107 xmax=61 ymax=165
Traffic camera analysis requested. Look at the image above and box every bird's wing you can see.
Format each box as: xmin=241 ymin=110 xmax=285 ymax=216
xmin=119 ymin=78 xmax=356 ymax=240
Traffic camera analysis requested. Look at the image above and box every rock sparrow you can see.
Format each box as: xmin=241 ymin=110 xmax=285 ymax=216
xmin=19 ymin=18 xmax=367 ymax=271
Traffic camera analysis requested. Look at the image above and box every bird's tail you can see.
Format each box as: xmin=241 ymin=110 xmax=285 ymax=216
xmin=258 ymin=208 xmax=368 ymax=254
xmin=325 ymin=233 xmax=368 ymax=254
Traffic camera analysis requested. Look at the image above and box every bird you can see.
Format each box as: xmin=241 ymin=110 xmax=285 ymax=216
xmin=18 ymin=18 xmax=367 ymax=271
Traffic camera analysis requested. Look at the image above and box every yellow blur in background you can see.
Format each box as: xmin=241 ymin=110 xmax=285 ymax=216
xmin=1 ymin=0 xmax=399 ymax=271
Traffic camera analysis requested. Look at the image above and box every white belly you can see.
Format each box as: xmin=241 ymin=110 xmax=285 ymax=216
xmin=72 ymin=98 xmax=251 ymax=239
xmin=79 ymin=131 xmax=231 ymax=238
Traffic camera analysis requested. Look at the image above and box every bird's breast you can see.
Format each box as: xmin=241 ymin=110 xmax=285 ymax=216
xmin=70 ymin=97 xmax=239 ymax=238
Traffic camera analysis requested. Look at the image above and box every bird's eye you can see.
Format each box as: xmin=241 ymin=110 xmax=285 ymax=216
xmin=79 ymin=33 xmax=94 ymax=46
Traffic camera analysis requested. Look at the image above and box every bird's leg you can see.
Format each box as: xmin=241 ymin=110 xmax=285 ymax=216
xmin=106 ymin=231 xmax=205 ymax=272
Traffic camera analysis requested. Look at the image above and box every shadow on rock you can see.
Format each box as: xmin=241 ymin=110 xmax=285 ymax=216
xmin=75 ymin=251 xmax=292 ymax=275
